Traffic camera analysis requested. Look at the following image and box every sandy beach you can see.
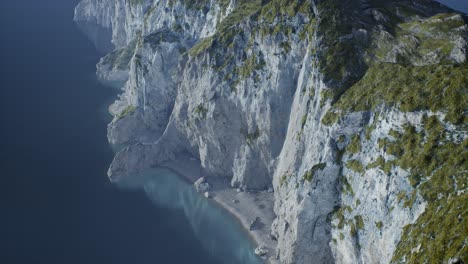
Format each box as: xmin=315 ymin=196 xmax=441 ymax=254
xmin=161 ymin=156 xmax=279 ymax=263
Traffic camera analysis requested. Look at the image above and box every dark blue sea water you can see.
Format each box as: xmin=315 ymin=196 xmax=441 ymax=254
xmin=438 ymin=0 xmax=468 ymax=14
xmin=0 ymin=1 xmax=260 ymax=264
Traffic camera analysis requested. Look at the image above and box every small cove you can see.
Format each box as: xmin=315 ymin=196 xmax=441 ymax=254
xmin=117 ymin=168 xmax=263 ymax=264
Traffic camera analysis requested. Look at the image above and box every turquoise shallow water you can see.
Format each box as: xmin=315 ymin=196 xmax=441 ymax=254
xmin=117 ymin=168 xmax=263 ymax=264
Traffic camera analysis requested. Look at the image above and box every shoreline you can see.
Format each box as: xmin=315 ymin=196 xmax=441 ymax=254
xmin=160 ymin=157 xmax=279 ymax=264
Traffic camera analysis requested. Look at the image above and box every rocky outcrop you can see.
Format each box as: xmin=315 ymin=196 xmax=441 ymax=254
xmin=194 ymin=176 xmax=211 ymax=193
xmin=75 ymin=0 xmax=467 ymax=263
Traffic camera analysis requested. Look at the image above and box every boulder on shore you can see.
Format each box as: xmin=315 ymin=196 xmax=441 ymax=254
xmin=194 ymin=177 xmax=210 ymax=193
xmin=254 ymin=246 xmax=268 ymax=256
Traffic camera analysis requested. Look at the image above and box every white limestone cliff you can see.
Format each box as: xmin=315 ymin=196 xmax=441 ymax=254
xmin=75 ymin=0 xmax=467 ymax=263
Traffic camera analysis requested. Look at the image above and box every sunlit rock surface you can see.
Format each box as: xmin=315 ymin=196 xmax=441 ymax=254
xmin=75 ymin=0 xmax=467 ymax=263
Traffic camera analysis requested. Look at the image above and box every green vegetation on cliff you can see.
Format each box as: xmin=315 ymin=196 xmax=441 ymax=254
xmin=194 ymin=103 xmax=208 ymax=118
xmin=346 ymin=135 xmax=361 ymax=154
xmin=186 ymin=0 xmax=317 ymax=93
xmin=303 ymin=163 xmax=327 ymax=182
xmin=346 ymin=159 xmax=364 ymax=174
xmin=316 ymin=1 xmax=467 ymax=109
xmin=331 ymin=63 xmax=468 ymax=125
xmin=116 ymin=105 xmax=136 ymax=120
xmin=102 ymin=39 xmax=138 ymax=69
xmin=188 ymin=36 xmax=214 ymax=57
xmin=370 ymin=116 xmax=468 ymax=263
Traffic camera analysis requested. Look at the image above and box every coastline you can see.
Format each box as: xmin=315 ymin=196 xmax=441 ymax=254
xmin=160 ymin=157 xmax=279 ymax=264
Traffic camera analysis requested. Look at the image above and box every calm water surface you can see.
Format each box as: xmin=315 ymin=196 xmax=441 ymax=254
xmin=0 ymin=1 xmax=259 ymax=263
xmin=437 ymin=0 xmax=468 ymax=13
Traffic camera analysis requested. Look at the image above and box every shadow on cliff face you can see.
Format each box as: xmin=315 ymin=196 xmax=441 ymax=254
xmin=74 ymin=19 xmax=114 ymax=54
xmin=116 ymin=168 xmax=263 ymax=264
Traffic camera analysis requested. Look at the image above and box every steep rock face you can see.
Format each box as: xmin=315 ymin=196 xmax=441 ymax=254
xmin=75 ymin=0 xmax=467 ymax=263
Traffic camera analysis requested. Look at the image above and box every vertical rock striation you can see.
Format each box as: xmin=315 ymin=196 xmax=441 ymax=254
xmin=75 ymin=0 xmax=467 ymax=263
